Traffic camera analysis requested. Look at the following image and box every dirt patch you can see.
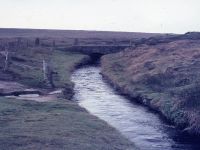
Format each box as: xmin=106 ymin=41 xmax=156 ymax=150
xmin=0 ymin=81 xmax=63 ymax=102
xmin=0 ymin=81 xmax=26 ymax=93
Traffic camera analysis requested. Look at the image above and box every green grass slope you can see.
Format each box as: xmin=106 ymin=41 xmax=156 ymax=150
xmin=2 ymin=48 xmax=88 ymax=86
xmin=0 ymin=47 xmax=90 ymax=98
xmin=0 ymin=97 xmax=136 ymax=150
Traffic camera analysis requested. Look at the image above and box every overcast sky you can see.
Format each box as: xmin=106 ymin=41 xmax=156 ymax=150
xmin=0 ymin=0 xmax=199 ymax=33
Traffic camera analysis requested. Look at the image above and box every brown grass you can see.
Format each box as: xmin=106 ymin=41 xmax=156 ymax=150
xmin=101 ymin=39 xmax=200 ymax=135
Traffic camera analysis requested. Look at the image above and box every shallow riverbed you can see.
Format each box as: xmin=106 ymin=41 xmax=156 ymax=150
xmin=72 ymin=66 xmax=200 ymax=150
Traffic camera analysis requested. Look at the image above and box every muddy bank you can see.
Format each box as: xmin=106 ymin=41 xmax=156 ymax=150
xmin=101 ymin=39 xmax=200 ymax=136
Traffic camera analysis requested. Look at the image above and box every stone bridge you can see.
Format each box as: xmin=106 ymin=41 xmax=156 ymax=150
xmin=60 ymin=45 xmax=130 ymax=55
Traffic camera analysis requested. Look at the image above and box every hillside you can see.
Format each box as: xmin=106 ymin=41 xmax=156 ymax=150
xmin=0 ymin=28 xmax=161 ymax=39
xmin=0 ymin=28 xmax=164 ymax=52
xmin=101 ymin=34 xmax=200 ymax=135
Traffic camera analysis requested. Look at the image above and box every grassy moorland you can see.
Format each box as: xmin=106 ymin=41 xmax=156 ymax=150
xmin=0 ymin=46 xmax=137 ymax=149
xmin=101 ymin=38 xmax=200 ymax=135
xmin=0 ymin=97 xmax=136 ymax=150
xmin=0 ymin=47 xmax=90 ymax=98
xmin=0 ymin=28 xmax=160 ymax=39
xmin=0 ymin=28 xmax=161 ymax=50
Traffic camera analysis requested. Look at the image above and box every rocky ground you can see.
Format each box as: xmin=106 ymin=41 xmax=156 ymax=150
xmin=101 ymin=33 xmax=200 ymax=135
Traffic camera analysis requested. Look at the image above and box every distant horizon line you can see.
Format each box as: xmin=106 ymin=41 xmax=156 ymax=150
xmin=0 ymin=27 xmax=181 ymax=35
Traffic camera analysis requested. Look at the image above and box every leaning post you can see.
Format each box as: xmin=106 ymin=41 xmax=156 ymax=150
xmin=4 ymin=48 xmax=9 ymax=71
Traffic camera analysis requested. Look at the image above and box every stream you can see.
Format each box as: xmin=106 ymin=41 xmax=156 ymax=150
xmin=71 ymin=66 xmax=200 ymax=150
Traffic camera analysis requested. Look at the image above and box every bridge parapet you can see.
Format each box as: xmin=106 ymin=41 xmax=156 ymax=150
xmin=60 ymin=45 xmax=130 ymax=55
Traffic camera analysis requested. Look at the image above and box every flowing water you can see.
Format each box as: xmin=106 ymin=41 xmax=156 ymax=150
xmin=71 ymin=66 xmax=200 ymax=150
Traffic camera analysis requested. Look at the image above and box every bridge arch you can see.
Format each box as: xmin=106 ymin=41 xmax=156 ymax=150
xmin=89 ymin=52 xmax=103 ymax=64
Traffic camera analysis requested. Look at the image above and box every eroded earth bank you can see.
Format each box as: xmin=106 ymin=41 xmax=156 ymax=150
xmin=101 ymin=34 xmax=200 ymax=136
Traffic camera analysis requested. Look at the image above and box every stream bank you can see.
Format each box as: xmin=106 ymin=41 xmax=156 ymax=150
xmin=101 ymin=40 xmax=200 ymax=136
xmin=72 ymin=65 xmax=200 ymax=150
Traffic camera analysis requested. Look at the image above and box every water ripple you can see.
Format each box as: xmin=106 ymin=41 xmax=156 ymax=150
xmin=72 ymin=66 xmax=200 ymax=150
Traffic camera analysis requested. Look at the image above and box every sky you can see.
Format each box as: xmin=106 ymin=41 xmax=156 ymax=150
xmin=0 ymin=0 xmax=200 ymax=33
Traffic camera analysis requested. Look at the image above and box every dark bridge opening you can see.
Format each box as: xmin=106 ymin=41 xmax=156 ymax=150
xmin=89 ymin=53 xmax=103 ymax=64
